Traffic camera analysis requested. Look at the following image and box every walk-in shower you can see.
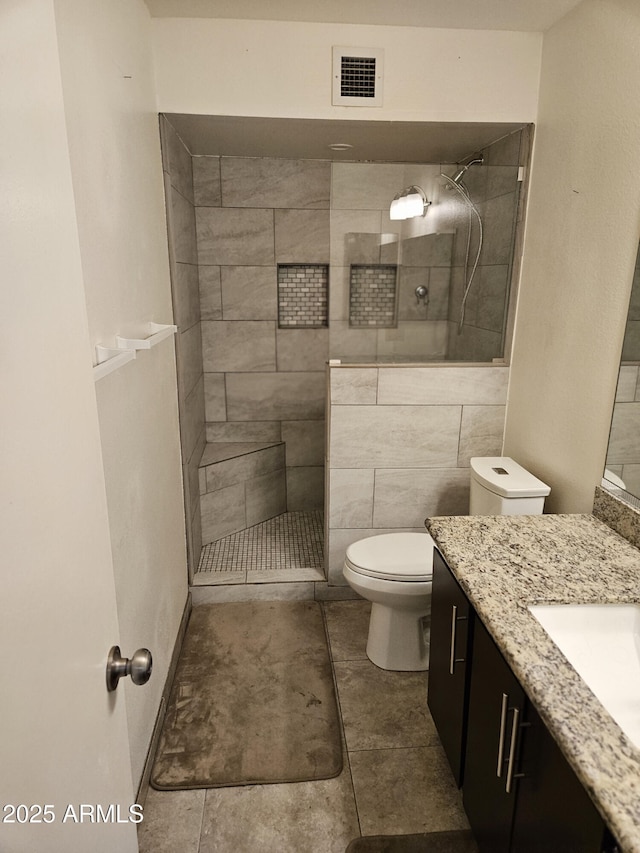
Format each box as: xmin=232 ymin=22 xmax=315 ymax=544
xmin=159 ymin=114 xmax=532 ymax=585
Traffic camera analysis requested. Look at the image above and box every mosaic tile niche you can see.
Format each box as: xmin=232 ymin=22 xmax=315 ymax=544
xmin=277 ymin=264 xmax=329 ymax=328
xmin=349 ymin=264 xmax=398 ymax=327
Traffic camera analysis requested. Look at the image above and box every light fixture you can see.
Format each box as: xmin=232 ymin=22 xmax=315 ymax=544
xmin=389 ymin=185 xmax=430 ymax=220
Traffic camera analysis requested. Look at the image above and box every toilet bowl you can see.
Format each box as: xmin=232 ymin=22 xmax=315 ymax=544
xmin=343 ymin=532 xmax=434 ymax=672
xmin=602 ymin=468 xmax=626 ymax=490
xmin=343 ymin=457 xmax=551 ymax=673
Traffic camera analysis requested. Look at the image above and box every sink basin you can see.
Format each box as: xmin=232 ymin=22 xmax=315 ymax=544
xmin=528 ymin=603 xmax=640 ymax=748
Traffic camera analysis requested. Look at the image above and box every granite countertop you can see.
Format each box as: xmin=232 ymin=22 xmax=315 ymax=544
xmin=425 ymin=512 xmax=640 ymax=853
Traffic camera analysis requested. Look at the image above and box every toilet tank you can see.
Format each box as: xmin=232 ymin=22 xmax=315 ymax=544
xmin=469 ymin=457 xmax=551 ymax=516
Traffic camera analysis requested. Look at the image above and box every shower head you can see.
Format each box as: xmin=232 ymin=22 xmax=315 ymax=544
xmin=451 ymin=156 xmax=484 ymax=185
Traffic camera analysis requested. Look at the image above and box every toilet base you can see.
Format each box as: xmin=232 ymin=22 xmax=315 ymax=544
xmin=366 ymin=602 xmax=430 ymax=671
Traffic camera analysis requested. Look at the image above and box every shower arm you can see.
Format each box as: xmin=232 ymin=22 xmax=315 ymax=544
xmin=451 ymin=157 xmax=484 ymax=185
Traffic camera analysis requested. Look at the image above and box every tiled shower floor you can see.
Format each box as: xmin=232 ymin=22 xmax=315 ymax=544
xmin=194 ymin=510 xmax=325 ymax=586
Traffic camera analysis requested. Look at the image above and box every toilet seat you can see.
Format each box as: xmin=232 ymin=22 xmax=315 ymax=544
xmin=345 ymin=533 xmax=433 ymax=582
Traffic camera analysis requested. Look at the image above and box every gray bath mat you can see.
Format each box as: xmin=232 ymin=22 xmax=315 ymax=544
xmin=151 ymin=600 xmax=343 ymax=789
xmin=346 ymin=830 xmax=478 ymax=853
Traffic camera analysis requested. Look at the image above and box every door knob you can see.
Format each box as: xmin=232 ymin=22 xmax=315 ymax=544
xmin=106 ymin=645 xmax=153 ymax=692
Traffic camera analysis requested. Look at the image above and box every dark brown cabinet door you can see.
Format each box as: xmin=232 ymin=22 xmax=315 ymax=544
xmin=427 ymin=548 xmax=473 ymax=786
xmin=511 ymin=701 xmax=616 ymax=853
xmin=463 ymin=618 xmax=525 ymax=853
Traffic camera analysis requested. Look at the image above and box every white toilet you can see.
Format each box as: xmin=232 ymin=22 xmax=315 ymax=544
xmin=343 ymin=456 xmax=551 ymax=672
xmin=602 ymin=468 xmax=626 ymax=490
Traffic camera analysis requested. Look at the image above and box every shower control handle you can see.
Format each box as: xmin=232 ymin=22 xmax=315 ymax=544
xmin=106 ymin=645 xmax=153 ymax=692
xmin=415 ymin=285 xmax=428 ymax=304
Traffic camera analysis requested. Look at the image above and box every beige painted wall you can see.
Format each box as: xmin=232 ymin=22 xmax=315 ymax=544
xmin=151 ymin=18 xmax=542 ymax=122
xmin=55 ymin=0 xmax=188 ymax=787
xmin=504 ymin=0 xmax=640 ymax=512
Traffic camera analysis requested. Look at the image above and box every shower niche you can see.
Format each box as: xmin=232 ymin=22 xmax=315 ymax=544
xmin=349 ymin=264 xmax=398 ymax=328
xmin=277 ymin=264 xmax=329 ymax=329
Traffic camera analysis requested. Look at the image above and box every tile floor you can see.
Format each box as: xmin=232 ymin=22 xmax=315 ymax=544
xmin=138 ymin=599 xmax=471 ymax=853
xmin=195 ymin=510 xmax=325 ymax=586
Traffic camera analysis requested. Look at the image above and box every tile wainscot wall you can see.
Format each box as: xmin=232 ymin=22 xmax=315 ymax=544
xmin=326 ymin=364 xmax=509 ymax=585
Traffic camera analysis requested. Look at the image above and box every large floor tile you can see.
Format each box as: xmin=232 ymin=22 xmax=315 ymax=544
xmin=349 ymin=746 xmax=469 ymax=837
xmin=323 ymin=600 xmax=371 ymax=661
xmin=198 ymin=766 xmax=360 ymax=853
xmin=137 ymin=788 xmax=204 ymax=853
xmin=334 ymin=660 xmax=435 ymax=751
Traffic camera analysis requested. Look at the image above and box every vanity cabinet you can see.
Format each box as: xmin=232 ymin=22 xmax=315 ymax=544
xmin=428 ymin=552 xmax=618 ymax=853
xmin=427 ymin=548 xmax=473 ymax=786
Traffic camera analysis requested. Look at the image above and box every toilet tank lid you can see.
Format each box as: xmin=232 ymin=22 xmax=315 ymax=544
xmin=470 ymin=457 xmax=551 ymax=498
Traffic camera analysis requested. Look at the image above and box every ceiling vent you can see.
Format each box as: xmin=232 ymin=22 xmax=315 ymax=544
xmin=332 ymin=47 xmax=384 ymax=107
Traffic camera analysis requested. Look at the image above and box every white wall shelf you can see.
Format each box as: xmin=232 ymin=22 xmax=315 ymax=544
xmin=115 ymin=322 xmax=177 ymax=351
xmin=93 ymin=322 xmax=177 ymax=382
xmin=93 ymin=346 xmax=136 ymax=381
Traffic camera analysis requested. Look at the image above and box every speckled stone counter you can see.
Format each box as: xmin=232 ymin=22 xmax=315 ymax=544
xmin=425 ymin=511 xmax=640 ymax=853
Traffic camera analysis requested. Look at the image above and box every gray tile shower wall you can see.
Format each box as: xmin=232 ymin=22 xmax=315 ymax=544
xmin=326 ymin=364 xmax=508 ymax=585
xmin=196 ymin=155 xmax=330 ymax=515
xmin=196 ymin=208 xmax=275 ymax=266
xmin=220 ymin=157 xmax=330 ymax=209
xmin=160 ymin=116 xmax=204 ymax=576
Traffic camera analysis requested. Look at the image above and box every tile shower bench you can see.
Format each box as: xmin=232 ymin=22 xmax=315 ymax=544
xmin=198 ymin=442 xmax=286 ymax=544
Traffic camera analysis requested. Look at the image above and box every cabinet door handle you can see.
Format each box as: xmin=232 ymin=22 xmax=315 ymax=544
xmin=496 ymin=692 xmax=509 ymax=777
xmin=448 ymin=605 xmax=467 ymax=675
xmin=505 ymin=705 xmax=521 ymax=794
xmin=449 ymin=605 xmax=458 ymax=674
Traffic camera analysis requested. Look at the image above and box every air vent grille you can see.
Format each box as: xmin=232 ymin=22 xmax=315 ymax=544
xmin=340 ymin=56 xmax=377 ymax=99
xmin=332 ymin=47 xmax=383 ymax=106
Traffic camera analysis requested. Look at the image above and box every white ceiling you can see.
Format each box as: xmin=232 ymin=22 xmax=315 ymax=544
xmin=144 ymin=0 xmax=584 ymax=32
